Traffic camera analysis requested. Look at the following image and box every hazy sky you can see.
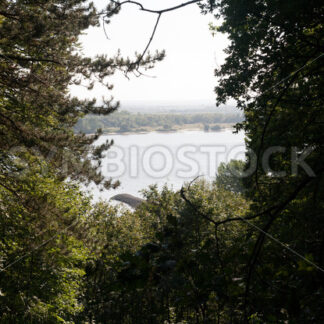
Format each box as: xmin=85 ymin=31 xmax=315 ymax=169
xmin=72 ymin=0 xmax=229 ymax=104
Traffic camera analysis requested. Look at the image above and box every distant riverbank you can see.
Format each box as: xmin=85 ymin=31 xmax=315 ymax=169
xmin=97 ymin=122 xmax=236 ymax=135
xmin=75 ymin=110 xmax=243 ymax=135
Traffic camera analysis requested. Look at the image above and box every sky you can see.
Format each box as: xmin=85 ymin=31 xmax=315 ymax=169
xmin=71 ymin=0 xmax=229 ymax=104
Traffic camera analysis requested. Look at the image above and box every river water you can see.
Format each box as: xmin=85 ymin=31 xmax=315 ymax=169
xmin=89 ymin=128 xmax=245 ymax=201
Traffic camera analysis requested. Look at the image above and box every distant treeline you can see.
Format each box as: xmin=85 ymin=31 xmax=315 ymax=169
xmin=75 ymin=111 xmax=243 ymax=133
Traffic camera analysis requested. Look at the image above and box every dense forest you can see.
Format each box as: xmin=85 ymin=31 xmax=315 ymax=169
xmin=0 ymin=0 xmax=323 ymax=323
xmin=75 ymin=111 xmax=243 ymax=133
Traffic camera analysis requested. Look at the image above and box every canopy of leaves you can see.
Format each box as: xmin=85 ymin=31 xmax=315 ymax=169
xmin=211 ymin=0 xmax=324 ymax=321
xmin=0 ymin=0 xmax=164 ymax=191
xmin=81 ymin=181 xmax=250 ymax=323
xmin=0 ymin=0 xmax=163 ymax=321
xmin=1 ymin=0 xmax=324 ymax=323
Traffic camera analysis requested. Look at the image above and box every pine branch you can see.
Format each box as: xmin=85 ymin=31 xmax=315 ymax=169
xmin=0 ymin=54 xmax=62 ymax=65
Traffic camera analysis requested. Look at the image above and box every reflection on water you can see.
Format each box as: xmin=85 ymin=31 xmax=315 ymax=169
xmin=89 ymin=129 xmax=245 ymax=201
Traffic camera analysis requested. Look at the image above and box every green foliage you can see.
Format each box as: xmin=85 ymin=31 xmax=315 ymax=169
xmin=0 ymin=165 xmax=89 ymax=322
xmin=1 ymin=0 xmax=323 ymax=322
xmin=75 ymin=111 xmax=243 ymax=134
xmin=0 ymin=0 xmax=163 ymax=322
xmin=0 ymin=0 xmax=164 ymax=190
xmin=215 ymin=159 xmax=246 ymax=193
xmin=81 ymin=182 xmax=251 ymax=323
xmin=212 ymin=0 xmax=324 ymax=321
xmin=0 ymin=158 xmax=124 ymax=322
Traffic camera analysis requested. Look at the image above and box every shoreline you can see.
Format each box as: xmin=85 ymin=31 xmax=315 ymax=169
xmin=88 ymin=123 xmax=236 ymax=136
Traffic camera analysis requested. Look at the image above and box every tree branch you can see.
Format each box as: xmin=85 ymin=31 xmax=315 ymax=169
xmin=107 ymin=0 xmax=201 ymax=72
xmin=109 ymin=0 xmax=201 ymax=15
xmin=254 ymin=73 xmax=299 ymax=191
xmin=135 ymin=13 xmax=161 ymax=68
xmin=244 ymin=166 xmax=324 ymax=317
xmin=180 ymin=186 xmax=218 ymax=226
xmin=180 ymin=179 xmax=277 ymax=228
xmin=0 ymin=54 xmax=62 ymax=65
xmin=254 ymin=54 xmax=324 ymax=191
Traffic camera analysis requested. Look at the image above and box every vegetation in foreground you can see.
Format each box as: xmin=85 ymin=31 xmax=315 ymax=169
xmin=0 ymin=0 xmax=323 ymax=323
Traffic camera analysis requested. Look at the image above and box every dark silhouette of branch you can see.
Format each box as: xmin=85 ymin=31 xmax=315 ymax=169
xmin=179 ymin=167 xmax=324 ymax=320
xmin=0 ymin=54 xmax=61 ymax=65
xmin=109 ymin=0 xmax=201 ymax=15
xmin=133 ymin=13 xmax=161 ymax=70
xmin=244 ymin=166 xmax=324 ymax=318
xmin=102 ymin=16 xmax=110 ymax=40
xmin=180 ymin=179 xmax=276 ymax=228
xmin=0 ymin=112 xmax=24 ymax=134
xmin=254 ymin=73 xmax=299 ymax=191
xmin=107 ymin=0 xmax=202 ymax=71
xmin=0 ymin=181 xmax=20 ymax=199
xmin=0 ymin=11 xmax=20 ymax=21
xmin=254 ymin=54 xmax=324 ymax=191
xmin=180 ymin=186 xmax=218 ymax=226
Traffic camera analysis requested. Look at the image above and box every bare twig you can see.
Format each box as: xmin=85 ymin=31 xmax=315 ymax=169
xmin=102 ymin=16 xmax=110 ymax=40
xmin=134 ymin=13 xmax=161 ymax=69
xmin=107 ymin=0 xmax=202 ymax=72
xmin=109 ymin=0 xmax=201 ymax=15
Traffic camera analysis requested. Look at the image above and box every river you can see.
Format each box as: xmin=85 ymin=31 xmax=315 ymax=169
xmin=89 ymin=128 xmax=245 ymax=201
